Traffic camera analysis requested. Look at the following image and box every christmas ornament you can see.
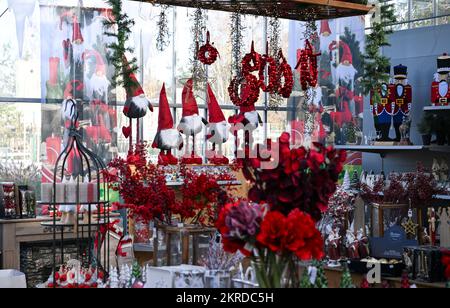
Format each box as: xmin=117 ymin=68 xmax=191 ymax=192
xmin=7 ymin=0 xmax=37 ymax=58
xmin=402 ymin=208 xmax=418 ymax=238
xmin=228 ymin=75 xmax=260 ymax=107
xmin=277 ymin=50 xmax=294 ymax=98
xmin=258 ymin=48 xmax=278 ymax=93
xmin=197 ymin=31 xmax=219 ymax=65
xmin=242 ymin=41 xmax=261 ymax=75
xmin=295 ymin=40 xmax=321 ymax=92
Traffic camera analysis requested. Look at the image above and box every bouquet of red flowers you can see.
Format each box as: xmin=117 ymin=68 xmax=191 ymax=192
xmin=104 ymin=142 xmax=180 ymax=225
xmin=179 ymin=169 xmax=232 ymax=226
xmin=241 ymin=132 xmax=346 ymax=221
xmin=217 ymin=200 xmax=324 ymax=288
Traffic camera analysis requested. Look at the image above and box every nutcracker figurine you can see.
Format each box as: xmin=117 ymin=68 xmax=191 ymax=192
xmin=392 ymin=65 xmax=412 ymax=142
xmin=370 ymin=65 xmax=393 ymax=141
xmin=431 ymin=53 xmax=450 ymax=106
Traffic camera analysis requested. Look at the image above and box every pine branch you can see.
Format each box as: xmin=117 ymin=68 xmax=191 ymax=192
xmin=103 ymin=0 xmax=139 ymax=90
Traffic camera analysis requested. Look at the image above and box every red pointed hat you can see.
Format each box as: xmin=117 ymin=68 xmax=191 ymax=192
xmin=122 ymin=56 xmax=145 ymax=99
xmin=181 ymin=79 xmax=199 ymax=117
xmin=329 ymin=41 xmax=352 ymax=64
xmin=83 ymin=50 xmax=106 ymax=75
xmin=320 ymin=20 xmax=331 ymax=36
xmin=157 ymin=83 xmax=174 ymax=130
xmin=206 ymin=83 xmax=225 ymax=123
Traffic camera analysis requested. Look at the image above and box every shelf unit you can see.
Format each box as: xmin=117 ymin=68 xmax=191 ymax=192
xmin=335 ymin=145 xmax=450 ymax=156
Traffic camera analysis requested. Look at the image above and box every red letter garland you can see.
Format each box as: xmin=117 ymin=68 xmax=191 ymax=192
xmin=197 ymin=31 xmax=219 ymax=65
xmin=228 ymin=75 xmax=260 ymax=107
xmin=277 ymin=50 xmax=294 ymax=98
xmin=259 ymin=54 xmax=278 ymax=93
xmin=295 ymin=40 xmax=321 ymax=91
xmin=242 ymin=41 xmax=261 ymax=75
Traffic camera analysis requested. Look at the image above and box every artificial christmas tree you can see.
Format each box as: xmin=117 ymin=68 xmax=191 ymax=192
xmin=131 ymin=261 xmax=142 ymax=281
xmin=313 ymin=261 xmax=328 ymax=288
xmin=339 ymin=263 xmax=355 ymax=288
xmin=300 ymin=268 xmax=313 ymax=288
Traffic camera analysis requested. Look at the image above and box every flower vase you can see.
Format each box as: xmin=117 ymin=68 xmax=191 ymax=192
xmin=204 ymin=270 xmax=232 ymax=288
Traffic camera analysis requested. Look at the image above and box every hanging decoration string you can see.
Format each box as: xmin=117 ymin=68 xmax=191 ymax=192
xmin=268 ymin=16 xmax=284 ymax=109
xmin=230 ymin=10 xmax=245 ymax=78
xmin=190 ymin=6 xmax=207 ymax=88
xmin=156 ymin=5 xmax=170 ymax=52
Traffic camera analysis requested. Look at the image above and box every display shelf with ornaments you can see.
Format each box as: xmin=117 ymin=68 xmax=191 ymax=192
xmin=335 ymin=145 xmax=425 ymax=155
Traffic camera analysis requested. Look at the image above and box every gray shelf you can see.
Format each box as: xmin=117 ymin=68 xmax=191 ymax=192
xmin=334 ymin=145 xmax=425 ymax=155
xmin=335 ymin=145 xmax=450 ymax=155
xmin=423 ymin=106 xmax=450 ymax=112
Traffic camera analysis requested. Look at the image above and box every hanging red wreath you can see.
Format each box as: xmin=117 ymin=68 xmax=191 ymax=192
xmin=228 ymin=74 xmax=260 ymax=107
xmin=259 ymin=53 xmax=278 ymax=93
xmin=277 ymin=51 xmax=294 ymax=98
xmin=197 ymin=31 xmax=219 ymax=65
xmin=295 ymin=39 xmax=321 ymax=91
xmin=242 ymin=41 xmax=261 ymax=75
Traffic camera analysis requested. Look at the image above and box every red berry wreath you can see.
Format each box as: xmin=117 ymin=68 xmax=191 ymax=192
xmin=228 ymin=74 xmax=260 ymax=107
xmin=242 ymin=41 xmax=261 ymax=75
xmin=277 ymin=51 xmax=294 ymax=98
xmin=197 ymin=31 xmax=219 ymax=65
xmin=258 ymin=54 xmax=278 ymax=93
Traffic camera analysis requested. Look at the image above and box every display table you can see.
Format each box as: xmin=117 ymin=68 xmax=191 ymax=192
xmin=299 ymin=266 xmax=446 ymax=289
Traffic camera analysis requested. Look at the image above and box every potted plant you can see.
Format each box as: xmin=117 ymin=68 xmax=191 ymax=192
xmin=417 ymin=113 xmax=434 ymax=146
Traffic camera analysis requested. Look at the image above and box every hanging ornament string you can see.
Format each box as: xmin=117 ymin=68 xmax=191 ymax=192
xmin=277 ymin=50 xmax=294 ymax=99
xmin=197 ymin=31 xmax=219 ymax=65
xmin=156 ymin=5 xmax=170 ymax=52
xmin=230 ymin=11 xmax=245 ymax=78
xmin=190 ymin=7 xmax=207 ymax=88
xmin=268 ymin=16 xmax=284 ymax=109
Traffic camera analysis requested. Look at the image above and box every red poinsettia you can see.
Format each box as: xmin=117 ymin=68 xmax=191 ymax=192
xmin=243 ymin=132 xmax=346 ymax=221
xmin=257 ymin=209 xmax=324 ymax=260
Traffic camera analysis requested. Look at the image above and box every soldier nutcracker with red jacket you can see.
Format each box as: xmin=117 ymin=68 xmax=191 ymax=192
xmin=370 ymin=65 xmax=393 ymax=141
xmin=431 ymin=53 xmax=450 ymax=106
xmin=392 ymin=65 xmax=412 ymax=142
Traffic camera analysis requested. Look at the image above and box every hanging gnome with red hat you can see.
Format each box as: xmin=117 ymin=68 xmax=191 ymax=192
xmin=206 ymin=83 xmax=229 ymax=165
xmin=178 ymin=79 xmax=208 ymax=164
xmin=122 ymin=57 xmax=153 ymax=143
xmin=83 ymin=49 xmax=110 ymax=103
xmin=152 ymin=84 xmax=183 ymax=165
xmin=59 ymin=9 xmax=84 ymax=63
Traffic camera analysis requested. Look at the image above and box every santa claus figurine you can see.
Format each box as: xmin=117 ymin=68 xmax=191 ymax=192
xmin=326 ymin=227 xmax=342 ymax=268
xmin=83 ymin=50 xmax=110 ymax=102
xmin=152 ymin=84 xmax=183 ymax=165
xmin=392 ymin=64 xmax=412 ymax=142
xmin=431 ymin=53 xmax=450 ymax=106
xmin=206 ymin=83 xmax=229 ymax=165
xmin=371 ymin=65 xmax=393 ymax=141
xmin=177 ymin=79 xmax=207 ymax=164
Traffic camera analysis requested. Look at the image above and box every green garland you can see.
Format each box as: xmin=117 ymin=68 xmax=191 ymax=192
xmin=103 ymin=0 xmax=139 ymax=90
xmin=361 ymin=0 xmax=396 ymax=104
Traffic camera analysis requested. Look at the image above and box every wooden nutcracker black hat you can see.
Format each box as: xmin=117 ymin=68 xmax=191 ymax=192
xmin=437 ymin=53 xmax=450 ymax=74
xmin=394 ymin=64 xmax=407 ymax=80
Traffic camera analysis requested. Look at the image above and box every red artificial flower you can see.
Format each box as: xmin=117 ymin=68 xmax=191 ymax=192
xmin=442 ymin=251 xmax=450 ymax=280
xmin=256 ymin=211 xmax=286 ymax=253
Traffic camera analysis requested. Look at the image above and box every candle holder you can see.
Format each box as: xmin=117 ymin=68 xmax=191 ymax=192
xmin=42 ymin=99 xmax=110 ymax=287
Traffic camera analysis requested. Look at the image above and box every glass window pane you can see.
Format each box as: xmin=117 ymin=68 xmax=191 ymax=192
xmin=411 ymin=0 xmax=434 ymax=28
xmin=392 ymin=0 xmax=410 ymax=30
xmin=437 ymin=0 xmax=450 ymax=25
